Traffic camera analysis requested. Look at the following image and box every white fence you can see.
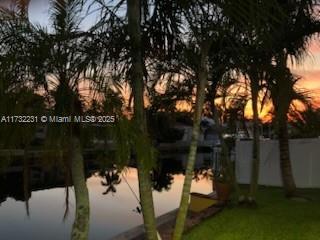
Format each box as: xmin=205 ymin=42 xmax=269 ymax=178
xmin=235 ymin=138 xmax=320 ymax=188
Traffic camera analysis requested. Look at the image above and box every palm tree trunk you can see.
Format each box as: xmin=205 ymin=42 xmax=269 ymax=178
xmin=248 ymin=76 xmax=260 ymax=203
xmin=208 ymin=81 xmax=219 ymax=193
xmin=127 ymin=0 xmax=158 ymax=239
xmin=278 ymin=110 xmax=296 ymax=197
xmin=70 ymin=136 xmax=90 ymax=240
xmin=274 ymin=53 xmax=297 ymax=197
xmin=172 ymin=44 xmax=209 ymax=240
xmin=137 ymin=167 xmax=158 ymax=240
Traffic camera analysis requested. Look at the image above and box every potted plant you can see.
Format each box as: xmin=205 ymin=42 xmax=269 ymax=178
xmin=215 ymin=167 xmax=232 ymax=202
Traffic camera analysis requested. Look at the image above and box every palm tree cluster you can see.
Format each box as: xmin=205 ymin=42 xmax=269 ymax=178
xmin=0 ymin=0 xmax=319 ymax=239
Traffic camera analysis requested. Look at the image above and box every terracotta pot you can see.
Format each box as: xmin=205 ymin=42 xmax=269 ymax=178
xmin=216 ymin=181 xmax=231 ymax=202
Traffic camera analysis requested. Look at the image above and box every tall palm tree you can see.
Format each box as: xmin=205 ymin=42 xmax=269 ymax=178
xmin=173 ymin=42 xmax=211 ymax=240
xmin=239 ymin=48 xmax=270 ymax=203
xmin=0 ymin=1 xmax=98 ymax=238
xmin=126 ymin=1 xmax=159 ymax=238
xmin=265 ymin=0 xmax=320 ymax=197
xmin=267 ymin=65 xmax=301 ymax=196
xmin=94 ymin=0 xmax=183 ymax=238
xmin=0 ymin=0 xmax=46 ymax=217
xmin=172 ymin=1 xmax=221 ymax=238
xmin=43 ymin=1 xmax=92 ymax=238
xmin=224 ymin=0 xmax=285 ymax=203
xmin=172 ymin=1 xmax=288 ymax=237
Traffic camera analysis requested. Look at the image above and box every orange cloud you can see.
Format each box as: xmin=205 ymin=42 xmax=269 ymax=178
xmin=309 ymin=40 xmax=320 ymax=55
xmin=294 ymin=70 xmax=320 ymax=103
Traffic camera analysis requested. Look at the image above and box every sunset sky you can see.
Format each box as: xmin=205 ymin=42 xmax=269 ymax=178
xmin=291 ymin=40 xmax=320 ymax=104
xmin=1 ymin=0 xmax=320 ymax=117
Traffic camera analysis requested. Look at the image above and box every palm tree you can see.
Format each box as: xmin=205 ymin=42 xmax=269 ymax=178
xmin=264 ymin=0 xmax=320 ymax=197
xmin=0 ymin=0 xmax=46 ymax=218
xmin=172 ymin=1 xmax=221 ymax=238
xmin=247 ymin=65 xmax=264 ymax=203
xmin=0 ymin=1 xmax=98 ymax=238
xmin=94 ymin=0 xmax=183 ymax=238
xmin=223 ymin=0 xmax=287 ymax=203
xmin=172 ymin=3 xmax=288 ymax=236
xmin=267 ymin=65 xmax=303 ymax=196
xmin=43 ymin=1 xmax=92 ymax=238
xmin=126 ymin=1 xmax=159 ymax=239
xmin=173 ymin=43 xmax=211 ymax=240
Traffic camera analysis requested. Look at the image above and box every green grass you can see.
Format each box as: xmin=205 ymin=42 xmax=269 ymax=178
xmin=184 ymin=187 xmax=320 ymax=240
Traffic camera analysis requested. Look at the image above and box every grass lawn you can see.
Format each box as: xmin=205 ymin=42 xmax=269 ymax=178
xmin=184 ymin=187 xmax=320 ymax=240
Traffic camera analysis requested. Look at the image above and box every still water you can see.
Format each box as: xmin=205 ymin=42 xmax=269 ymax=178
xmin=0 ymin=166 xmax=212 ymax=240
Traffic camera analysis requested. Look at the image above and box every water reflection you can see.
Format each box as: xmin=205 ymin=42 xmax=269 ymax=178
xmin=151 ymin=158 xmax=182 ymax=192
xmin=0 ymin=155 xmax=213 ymax=239
xmin=99 ymin=168 xmax=122 ymax=196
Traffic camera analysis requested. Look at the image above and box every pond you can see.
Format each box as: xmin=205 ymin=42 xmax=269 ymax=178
xmin=0 ymin=155 xmax=214 ymax=240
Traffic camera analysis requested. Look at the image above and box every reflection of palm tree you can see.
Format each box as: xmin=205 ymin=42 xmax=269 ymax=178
xmin=151 ymin=170 xmax=173 ymax=192
xmin=151 ymin=159 xmax=182 ymax=192
xmin=23 ymin=150 xmax=31 ymax=217
xmin=193 ymin=168 xmax=212 ymax=182
xmin=101 ymin=169 xmax=122 ymax=196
